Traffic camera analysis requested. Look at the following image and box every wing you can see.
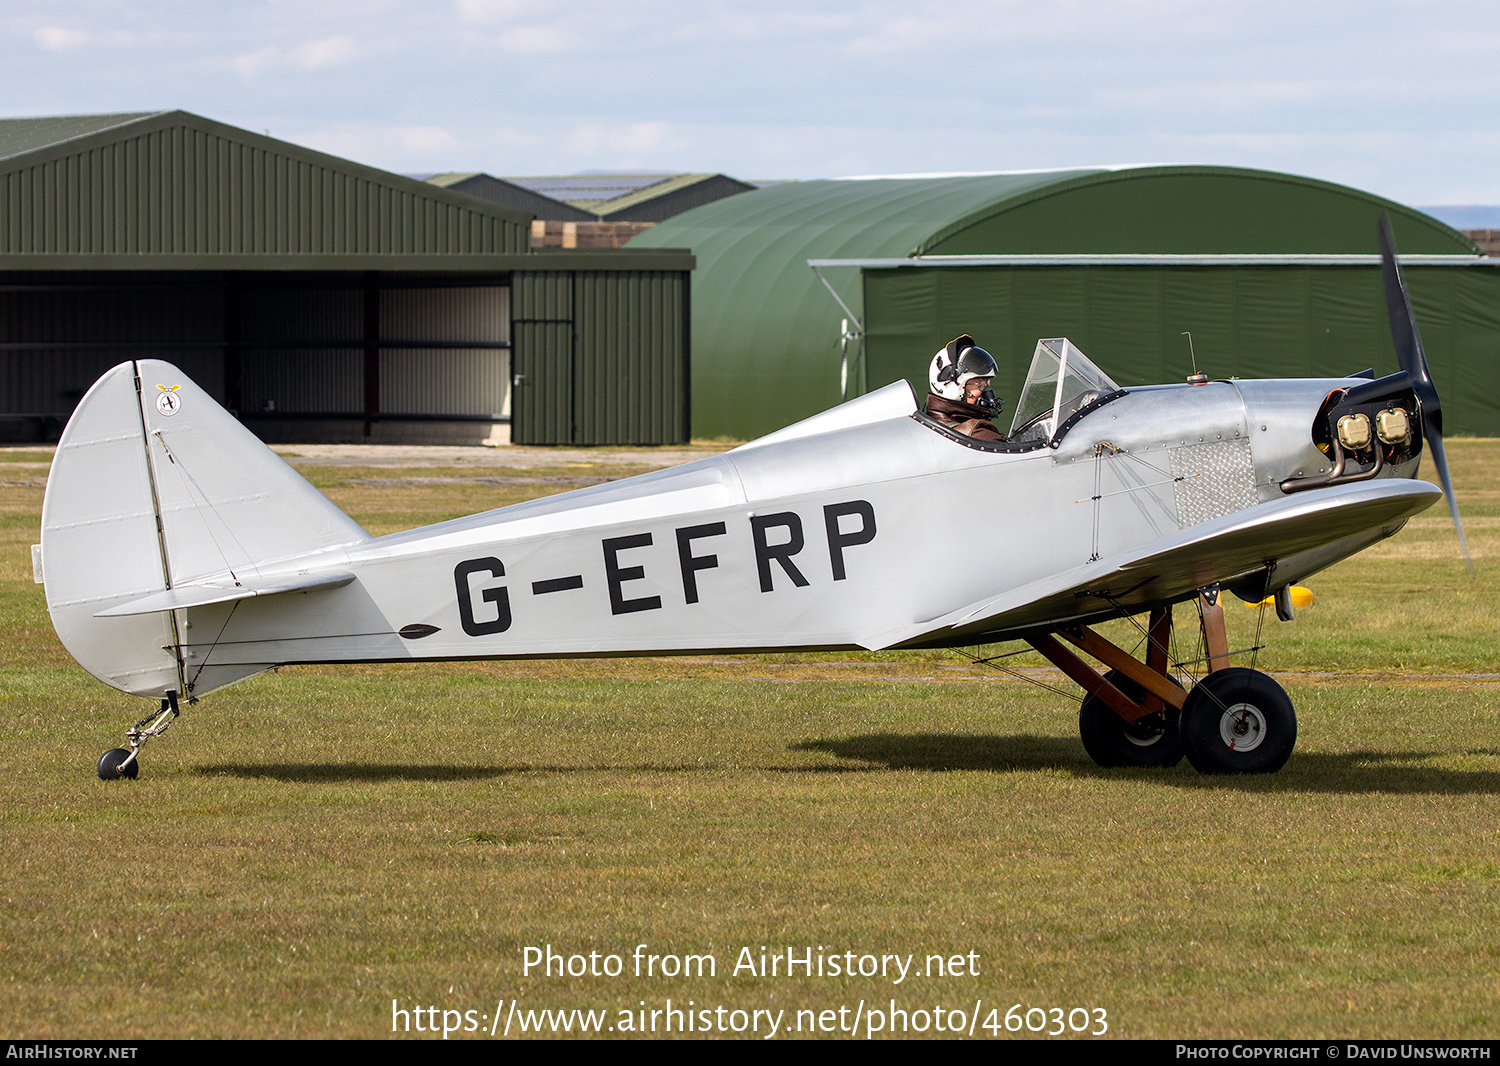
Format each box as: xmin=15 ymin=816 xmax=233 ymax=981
xmin=861 ymin=478 xmax=1442 ymax=650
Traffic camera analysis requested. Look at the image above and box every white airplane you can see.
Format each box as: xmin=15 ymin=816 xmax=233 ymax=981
xmin=37 ymin=218 xmax=1465 ymax=780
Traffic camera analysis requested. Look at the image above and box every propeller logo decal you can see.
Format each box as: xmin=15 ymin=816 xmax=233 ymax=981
xmin=155 ymin=384 xmax=182 ymax=417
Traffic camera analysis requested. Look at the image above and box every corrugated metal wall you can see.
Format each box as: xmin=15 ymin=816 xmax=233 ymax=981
xmin=0 ymin=113 xmax=692 ymax=444
xmin=576 ymin=272 xmax=687 ymax=441
xmin=380 ymin=349 xmax=509 ymax=418
xmin=0 ymin=270 xmax=693 ymax=442
xmin=379 ymin=287 xmax=510 ymax=418
xmin=863 ymin=264 xmax=1500 ymax=435
xmin=241 ymin=349 xmax=360 ymax=415
xmin=237 ymin=279 xmax=358 ymax=415
xmin=510 ymin=270 xmax=688 ymax=444
xmin=0 ymin=121 xmax=527 ymax=256
xmin=237 ymin=280 xmax=510 ymax=418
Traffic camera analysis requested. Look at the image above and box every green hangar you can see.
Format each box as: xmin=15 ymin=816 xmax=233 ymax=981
xmin=628 ymin=167 xmax=1499 ymax=439
xmin=0 ymin=111 xmax=693 ymax=445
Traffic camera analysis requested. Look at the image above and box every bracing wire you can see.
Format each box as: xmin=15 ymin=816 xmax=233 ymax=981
xmin=187 ymin=599 xmax=241 ymax=692
xmin=1250 ymin=599 xmax=1269 ymax=672
xmin=151 ymin=430 xmax=248 ymax=585
xmin=956 ymin=645 xmax=1082 ymax=703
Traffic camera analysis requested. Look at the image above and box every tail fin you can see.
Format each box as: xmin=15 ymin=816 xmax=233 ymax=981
xmin=40 ymin=360 xmax=371 ymax=698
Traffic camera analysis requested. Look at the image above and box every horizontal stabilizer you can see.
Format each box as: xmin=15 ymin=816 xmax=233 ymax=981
xmin=94 ymin=571 xmax=356 ymax=617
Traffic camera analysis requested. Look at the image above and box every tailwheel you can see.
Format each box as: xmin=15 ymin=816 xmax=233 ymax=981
xmin=96 ymin=691 xmax=181 ymax=781
xmin=1181 ymin=667 xmax=1296 ymax=774
xmin=1078 ymin=669 xmax=1184 ymax=768
xmin=97 ymin=748 xmax=139 ymax=780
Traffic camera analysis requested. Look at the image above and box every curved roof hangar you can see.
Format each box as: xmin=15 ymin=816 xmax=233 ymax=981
xmin=629 ymin=165 xmax=1478 ymax=439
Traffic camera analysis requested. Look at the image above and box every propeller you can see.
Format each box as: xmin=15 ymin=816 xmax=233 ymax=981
xmin=1377 ymin=211 xmax=1474 ymax=576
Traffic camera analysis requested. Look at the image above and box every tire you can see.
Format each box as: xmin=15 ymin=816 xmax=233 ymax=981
xmin=1078 ymin=669 xmax=1184 ymax=768
xmin=1181 ymin=668 xmax=1296 ymax=774
xmin=97 ymin=748 xmax=138 ymax=780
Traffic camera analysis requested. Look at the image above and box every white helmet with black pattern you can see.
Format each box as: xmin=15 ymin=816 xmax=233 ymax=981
xmin=929 ymin=335 xmax=1001 ymax=416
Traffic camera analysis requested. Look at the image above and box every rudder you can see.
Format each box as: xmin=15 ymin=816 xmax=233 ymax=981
xmin=40 ymin=360 xmax=371 ymax=698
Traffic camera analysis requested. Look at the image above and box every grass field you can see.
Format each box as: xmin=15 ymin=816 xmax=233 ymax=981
xmin=1 ymin=440 xmax=1496 ymax=1040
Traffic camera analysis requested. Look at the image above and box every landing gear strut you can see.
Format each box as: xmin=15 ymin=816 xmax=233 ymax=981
xmin=97 ymin=691 xmax=180 ymax=781
xmin=1027 ymin=592 xmax=1297 ymax=775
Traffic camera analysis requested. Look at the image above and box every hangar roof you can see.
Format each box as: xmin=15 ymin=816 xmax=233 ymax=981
xmin=422 ymin=172 xmax=596 ymax=223
xmin=0 ymin=111 xmax=165 ymax=161
xmin=628 ymin=165 xmax=1482 ymax=438
xmin=631 ymin=165 xmax=1478 ymax=262
xmin=509 ymin=173 xmax=685 ymax=206
xmin=0 ymin=110 xmax=552 ymax=269
xmin=507 ymin=172 xmax=755 ymax=222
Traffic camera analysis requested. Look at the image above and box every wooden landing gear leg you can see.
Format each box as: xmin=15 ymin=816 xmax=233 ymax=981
xmin=1197 ymin=584 xmax=1231 ymax=675
xmin=1027 ymin=608 xmax=1185 ymax=768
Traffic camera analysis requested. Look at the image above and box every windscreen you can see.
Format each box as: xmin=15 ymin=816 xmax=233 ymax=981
xmin=1008 ymin=339 xmax=1120 ymax=444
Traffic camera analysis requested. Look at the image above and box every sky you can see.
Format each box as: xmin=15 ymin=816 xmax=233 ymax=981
xmin=4 ymin=1 xmax=1499 ymax=207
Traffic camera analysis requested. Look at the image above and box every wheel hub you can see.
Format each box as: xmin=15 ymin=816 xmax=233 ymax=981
xmin=1123 ymin=719 xmax=1167 ymax=747
xmin=1218 ymin=702 xmax=1266 ymax=752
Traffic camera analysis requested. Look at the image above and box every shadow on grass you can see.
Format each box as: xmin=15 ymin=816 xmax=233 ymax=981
xmin=793 ymin=734 xmax=1085 ymax=773
xmin=197 ymin=741 xmax=1500 ymax=793
xmin=794 ymin=734 xmax=1500 ymax=793
xmin=195 ymin=763 xmax=529 ymax=783
xmin=193 ymin=761 xmax=728 ymax=782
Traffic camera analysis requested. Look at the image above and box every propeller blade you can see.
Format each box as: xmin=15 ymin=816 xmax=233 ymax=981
xmin=1377 ymin=213 xmax=1441 ymax=432
xmin=1377 ymin=212 xmax=1473 ymax=576
xmin=1426 ymin=431 xmax=1474 ymax=577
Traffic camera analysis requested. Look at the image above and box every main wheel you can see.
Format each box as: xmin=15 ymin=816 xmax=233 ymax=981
xmin=1078 ymin=669 xmax=1184 ymax=768
xmin=1181 ymin=668 xmax=1296 ymax=774
xmin=97 ymin=748 xmax=138 ymax=780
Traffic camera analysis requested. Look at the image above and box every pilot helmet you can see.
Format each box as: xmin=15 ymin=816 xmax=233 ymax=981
xmin=930 ymin=335 xmax=1002 ymax=417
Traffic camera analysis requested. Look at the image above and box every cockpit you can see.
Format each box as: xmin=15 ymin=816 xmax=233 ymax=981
xmin=916 ymin=337 xmax=1124 ymax=452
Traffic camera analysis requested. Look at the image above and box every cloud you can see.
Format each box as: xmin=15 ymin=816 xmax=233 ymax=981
xmin=568 ymin=121 xmax=672 ymax=158
xmin=32 ymin=25 xmax=138 ymax=51
xmin=293 ymin=35 xmax=357 ymax=69
xmin=397 ymin=126 xmax=458 ymax=153
xmin=33 ymin=26 xmax=90 ymax=51
xmin=231 ymin=35 xmax=358 ymax=79
xmin=285 ymin=121 xmax=545 ymax=172
xmin=496 ymin=25 xmax=571 ymax=54
xmin=454 ymin=0 xmax=529 ymax=23
xmin=448 ymin=0 xmax=575 ymax=52
xmin=232 ymin=46 xmax=280 ymax=79
xmin=7 ymin=0 xmax=1500 ymax=201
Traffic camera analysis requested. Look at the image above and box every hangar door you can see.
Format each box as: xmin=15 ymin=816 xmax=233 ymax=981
xmin=510 ymin=270 xmax=689 ymax=445
xmin=233 ymin=272 xmax=511 ymax=439
xmin=0 ymin=271 xmax=513 ymax=444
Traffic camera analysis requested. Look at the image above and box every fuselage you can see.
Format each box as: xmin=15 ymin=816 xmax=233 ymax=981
xmin=164 ymin=374 xmax=1426 ymax=695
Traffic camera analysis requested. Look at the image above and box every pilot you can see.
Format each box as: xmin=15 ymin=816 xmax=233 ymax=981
xmin=925 ymin=335 xmax=1005 ymax=442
